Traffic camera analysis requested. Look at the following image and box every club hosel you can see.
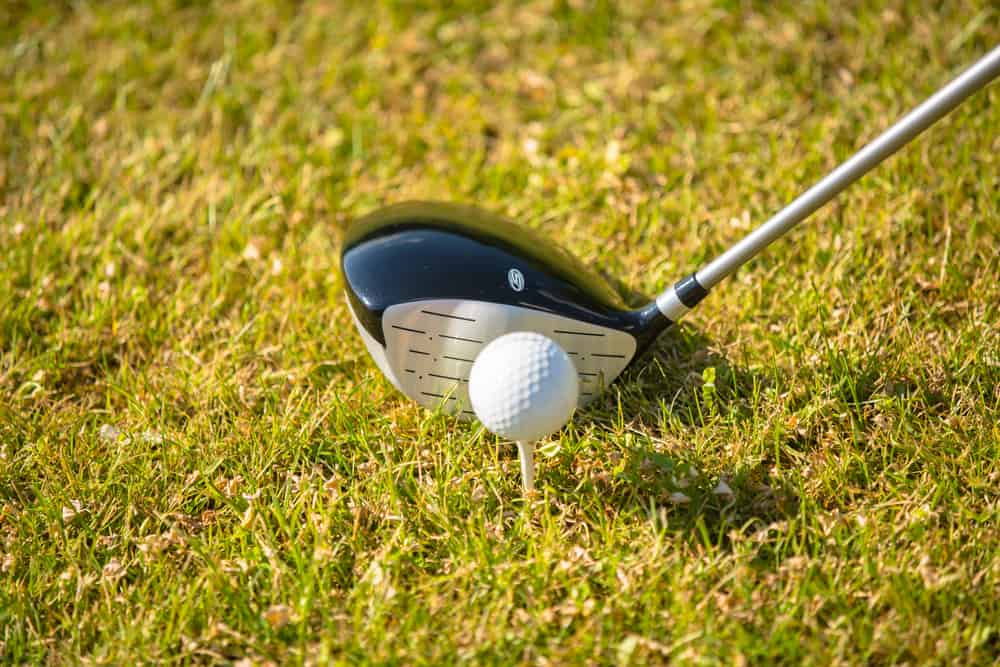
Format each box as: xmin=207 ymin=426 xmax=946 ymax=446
xmin=655 ymin=273 xmax=710 ymax=323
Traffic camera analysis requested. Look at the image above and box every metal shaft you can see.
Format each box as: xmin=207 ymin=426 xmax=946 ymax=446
xmin=691 ymin=44 xmax=1000 ymax=291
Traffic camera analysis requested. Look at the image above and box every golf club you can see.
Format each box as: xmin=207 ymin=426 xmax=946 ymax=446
xmin=341 ymin=45 xmax=1000 ymax=418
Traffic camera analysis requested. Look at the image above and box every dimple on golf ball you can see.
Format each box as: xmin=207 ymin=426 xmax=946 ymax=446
xmin=468 ymin=332 xmax=579 ymax=442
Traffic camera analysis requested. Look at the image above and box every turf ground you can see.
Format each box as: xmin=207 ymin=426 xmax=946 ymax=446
xmin=1 ymin=1 xmax=999 ymax=664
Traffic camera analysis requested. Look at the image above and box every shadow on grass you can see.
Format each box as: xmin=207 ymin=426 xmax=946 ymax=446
xmin=596 ymin=271 xmax=764 ymax=427
xmin=584 ymin=322 xmax=764 ymax=428
xmin=559 ymin=322 xmax=802 ymax=549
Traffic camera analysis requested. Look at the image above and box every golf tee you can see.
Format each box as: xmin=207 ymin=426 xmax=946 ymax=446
xmin=517 ymin=441 xmax=535 ymax=493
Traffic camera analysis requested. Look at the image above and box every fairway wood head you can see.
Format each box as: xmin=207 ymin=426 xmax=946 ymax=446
xmin=340 ymin=202 xmax=670 ymax=417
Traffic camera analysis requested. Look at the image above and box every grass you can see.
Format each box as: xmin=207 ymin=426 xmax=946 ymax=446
xmin=2 ymin=0 xmax=998 ymax=663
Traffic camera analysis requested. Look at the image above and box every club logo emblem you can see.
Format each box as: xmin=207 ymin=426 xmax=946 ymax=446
xmin=507 ymin=268 xmax=525 ymax=292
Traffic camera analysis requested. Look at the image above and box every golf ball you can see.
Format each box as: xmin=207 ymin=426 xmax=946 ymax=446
xmin=468 ymin=332 xmax=579 ymax=442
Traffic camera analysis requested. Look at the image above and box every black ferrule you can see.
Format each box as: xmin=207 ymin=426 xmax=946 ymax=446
xmin=674 ymin=273 xmax=709 ymax=308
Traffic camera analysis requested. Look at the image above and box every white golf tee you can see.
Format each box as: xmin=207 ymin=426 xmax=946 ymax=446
xmin=517 ymin=441 xmax=535 ymax=493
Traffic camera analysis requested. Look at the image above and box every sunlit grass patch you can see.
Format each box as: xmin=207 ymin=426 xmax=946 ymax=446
xmin=1 ymin=0 xmax=998 ymax=663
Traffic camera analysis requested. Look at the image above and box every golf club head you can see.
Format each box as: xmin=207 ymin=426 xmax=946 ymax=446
xmin=341 ymin=202 xmax=670 ymax=418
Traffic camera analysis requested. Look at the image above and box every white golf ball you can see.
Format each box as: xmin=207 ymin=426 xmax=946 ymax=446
xmin=468 ymin=332 xmax=579 ymax=442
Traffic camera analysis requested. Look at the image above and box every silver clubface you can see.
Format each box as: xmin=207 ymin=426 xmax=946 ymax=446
xmin=350 ymin=298 xmax=637 ymax=415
